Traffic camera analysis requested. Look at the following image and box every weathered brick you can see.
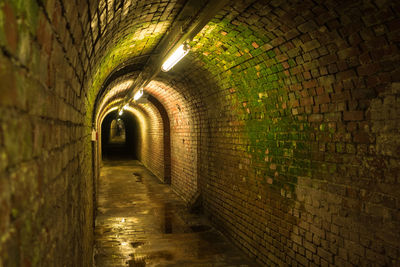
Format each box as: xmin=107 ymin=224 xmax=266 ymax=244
xmin=302 ymin=40 xmax=321 ymax=52
xmin=319 ymin=54 xmax=338 ymax=66
xmin=343 ymin=111 xmax=364 ymax=121
xmin=309 ymin=114 xmax=323 ymax=122
xmin=336 ymin=69 xmax=357 ymax=81
xmin=298 ymin=20 xmax=318 ymax=33
xmin=315 ymin=94 xmax=330 ymax=105
xmin=317 ymin=247 xmax=333 ymax=263
xmin=357 ymin=63 xmax=380 ymax=76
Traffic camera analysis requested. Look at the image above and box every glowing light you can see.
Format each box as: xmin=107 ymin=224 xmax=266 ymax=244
xmin=123 ymin=104 xmax=129 ymax=110
xmin=161 ymin=43 xmax=190 ymax=72
xmin=119 ymin=109 xmax=123 ymax=116
xmin=133 ymin=88 xmax=143 ymax=101
xmin=121 ymin=218 xmax=125 ymax=223
xmin=111 ymin=80 xmax=133 ymax=92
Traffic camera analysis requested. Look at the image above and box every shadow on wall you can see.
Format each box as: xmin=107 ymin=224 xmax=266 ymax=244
xmin=101 ymin=110 xmax=139 ymax=160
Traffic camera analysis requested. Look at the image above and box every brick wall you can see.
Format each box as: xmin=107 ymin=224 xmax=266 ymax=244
xmin=146 ymin=80 xmax=202 ymax=202
xmin=0 ymin=0 xmax=93 ymax=265
xmin=148 ymin=95 xmax=171 ymax=184
xmin=164 ymin=0 xmax=399 ymax=265
xmin=133 ymin=104 xmax=166 ymax=181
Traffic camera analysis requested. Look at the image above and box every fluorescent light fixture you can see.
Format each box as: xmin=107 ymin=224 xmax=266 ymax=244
xmin=133 ymin=88 xmax=143 ymax=101
xmin=118 ymin=109 xmax=123 ymax=116
xmin=161 ymin=43 xmax=190 ymax=72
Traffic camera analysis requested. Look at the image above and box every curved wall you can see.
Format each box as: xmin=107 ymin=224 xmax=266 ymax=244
xmin=167 ymin=1 xmax=400 ymax=265
xmin=0 ymin=0 xmax=399 ymax=266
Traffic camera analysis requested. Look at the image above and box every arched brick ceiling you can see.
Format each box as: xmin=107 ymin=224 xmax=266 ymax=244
xmin=48 ymin=0 xmax=186 ymax=120
xmin=95 ymin=72 xmax=196 ymax=129
xmin=83 ymin=0 xmax=248 ymax=122
xmin=88 ymin=0 xmax=397 ymax=112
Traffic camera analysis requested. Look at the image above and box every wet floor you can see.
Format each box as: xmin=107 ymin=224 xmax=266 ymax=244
xmin=94 ymin=160 xmax=258 ymax=267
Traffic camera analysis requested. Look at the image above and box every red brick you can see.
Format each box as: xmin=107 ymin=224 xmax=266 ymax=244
xmin=343 ymin=111 xmax=364 ymax=121
xmin=336 ymin=70 xmax=356 ymax=81
xmin=300 ymin=97 xmax=314 ymax=106
xmin=302 ymin=40 xmax=321 ymax=52
xmin=319 ymin=54 xmax=338 ymax=66
xmin=357 ymin=63 xmax=380 ymax=76
xmin=309 ymin=114 xmax=323 ymax=122
xmin=3 ymin=3 xmax=18 ymax=52
xmin=353 ymin=131 xmax=371 ymax=143
xmin=338 ymin=47 xmax=360 ymax=59
xmin=303 ymin=80 xmax=318 ymax=89
xmin=315 ymin=94 xmax=330 ymax=105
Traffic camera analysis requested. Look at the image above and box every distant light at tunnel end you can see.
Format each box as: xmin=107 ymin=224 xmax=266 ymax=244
xmin=161 ymin=43 xmax=190 ymax=72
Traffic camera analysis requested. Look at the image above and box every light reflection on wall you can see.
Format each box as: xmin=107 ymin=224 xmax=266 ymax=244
xmin=95 ymin=78 xmax=201 ymax=201
xmin=145 ymin=80 xmax=199 ymax=200
xmin=97 ymin=101 xmax=165 ymax=183
xmin=97 ymin=79 xmax=134 ymax=118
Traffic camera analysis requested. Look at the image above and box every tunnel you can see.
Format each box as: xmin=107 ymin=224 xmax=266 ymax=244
xmin=101 ymin=110 xmax=139 ymax=160
xmin=0 ymin=0 xmax=399 ymax=266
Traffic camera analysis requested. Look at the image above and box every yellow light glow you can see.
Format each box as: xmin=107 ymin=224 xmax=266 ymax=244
xmin=133 ymin=89 xmax=143 ymax=101
xmin=161 ymin=43 xmax=190 ymax=72
xmin=112 ymin=80 xmax=133 ymax=92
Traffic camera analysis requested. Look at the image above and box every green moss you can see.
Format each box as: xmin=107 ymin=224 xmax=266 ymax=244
xmin=86 ymin=23 xmax=164 ymax=125
xmin=190 ymin=18 xmax=315 ymax=197
xmin=8 ymin=0 xmax=39 ymax=33
xmin=0 ymin=3 xmax=5 ymax=45
xmin=11 ymin=208 xmax=18 ymax=218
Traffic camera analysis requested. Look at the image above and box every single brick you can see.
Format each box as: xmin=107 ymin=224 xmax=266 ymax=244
xmin=343 ymin=111 xmax=364 ymax=121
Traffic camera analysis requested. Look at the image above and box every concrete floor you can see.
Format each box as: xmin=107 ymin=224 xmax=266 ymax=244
xmin=94 ymin=160 xmax=258 ymax=267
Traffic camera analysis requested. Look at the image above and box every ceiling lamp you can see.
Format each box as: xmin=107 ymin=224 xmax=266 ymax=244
xmin=161 ymin=43 xmax=190 ymax=72
xmin=133 ymin=88 xmax=144 ymax=101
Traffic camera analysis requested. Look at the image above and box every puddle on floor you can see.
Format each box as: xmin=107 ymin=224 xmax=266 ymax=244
xmin=95 ymin=160 xmax=259 ymax=267
xmin=133 ymin=172 xmax=142 ymax=182
xmin=130 ymin=241 xmax=145 ymax=248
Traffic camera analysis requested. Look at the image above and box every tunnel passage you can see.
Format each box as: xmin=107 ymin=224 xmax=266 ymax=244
xmin=101 ymin=110 xmax=139 ymax=160
xmin=0 ymin=0 xmax=399 ymax=266
xmin=94 ymin=160 xmax=257 ymax=266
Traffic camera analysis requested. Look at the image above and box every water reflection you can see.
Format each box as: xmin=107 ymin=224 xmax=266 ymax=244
xmin=131 ymin=241 xmax=145 ymax=248
xmin=95 ymin=161 xmax=258 ymax=267
xmin=127 ymin=256 xmax=146 ymax=267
